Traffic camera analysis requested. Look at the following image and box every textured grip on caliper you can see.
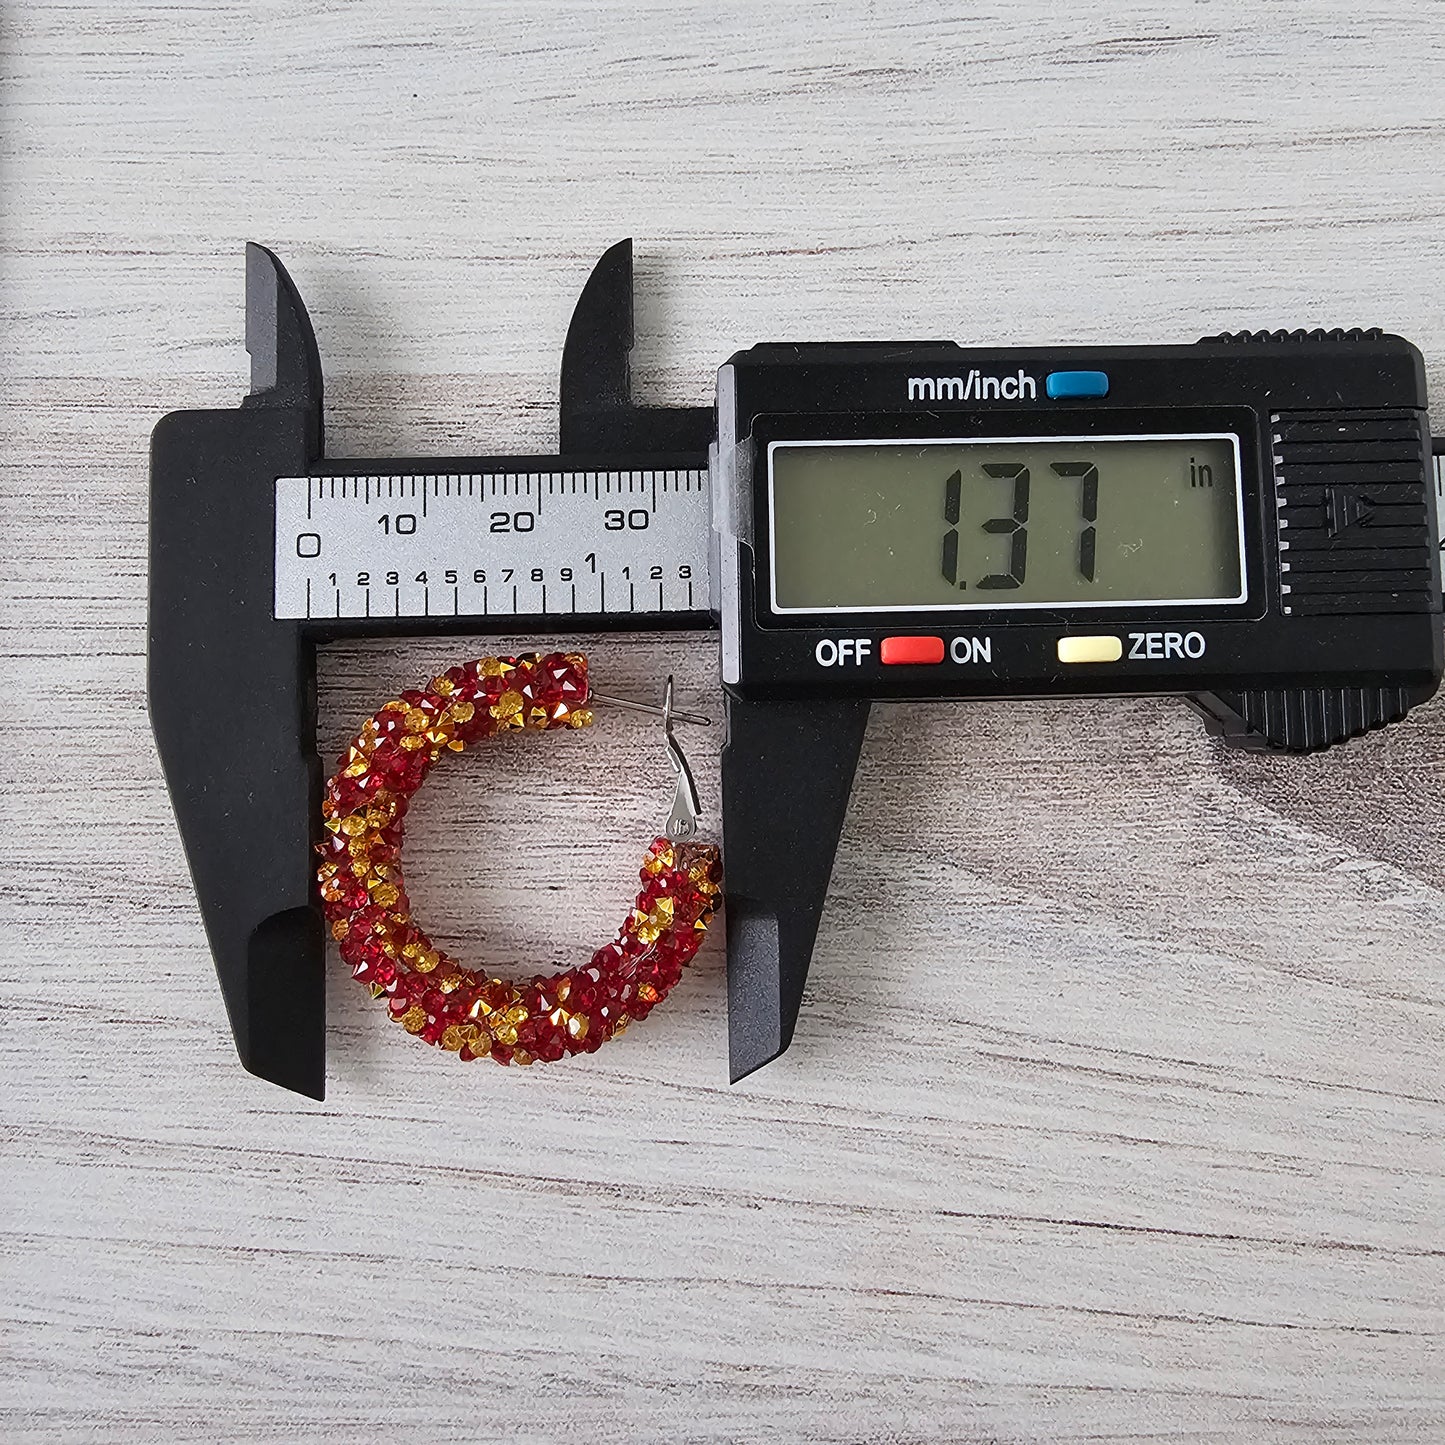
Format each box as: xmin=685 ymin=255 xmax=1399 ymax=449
xmin=149 ymin=246 xmax=327 ymax=1098
xmin=722 ymin=696 xmax=871 ymax=1081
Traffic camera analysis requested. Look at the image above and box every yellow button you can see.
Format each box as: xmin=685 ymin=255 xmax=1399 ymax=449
xmin=1057 ymin=634 xmax=1123 ymax=664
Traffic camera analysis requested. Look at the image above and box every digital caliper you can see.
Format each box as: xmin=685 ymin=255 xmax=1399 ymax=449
xmin=150 ymin=241 xmax=1444 ymax=1099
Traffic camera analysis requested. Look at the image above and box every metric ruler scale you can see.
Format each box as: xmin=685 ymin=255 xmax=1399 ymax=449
xmin=274 ymin=465 xmax=710 ymax=622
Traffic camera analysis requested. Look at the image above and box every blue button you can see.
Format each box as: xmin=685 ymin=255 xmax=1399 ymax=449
xmin=1046 ymin=370 xmax=1110 ymax=399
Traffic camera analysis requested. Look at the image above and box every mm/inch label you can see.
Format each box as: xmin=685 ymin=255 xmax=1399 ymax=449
xmin=273 ymin=469 xmax=710 ymax=621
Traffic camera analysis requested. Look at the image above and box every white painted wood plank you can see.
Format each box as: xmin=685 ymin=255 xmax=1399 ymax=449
xmin=3 ymin=2 xmax=1445 ymax=1441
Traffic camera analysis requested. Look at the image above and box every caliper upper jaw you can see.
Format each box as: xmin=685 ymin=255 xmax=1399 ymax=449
xmin=560 ymin=238 xmax=713 ymax=456
xmin=149 ymin=244 xmax=327 ymax=1100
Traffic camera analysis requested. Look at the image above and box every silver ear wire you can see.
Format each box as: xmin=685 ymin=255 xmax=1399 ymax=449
xmin=589 ymin=677 xmax=706 ymax=840
xmin=660 ymin=677 xmax=701 ymax=841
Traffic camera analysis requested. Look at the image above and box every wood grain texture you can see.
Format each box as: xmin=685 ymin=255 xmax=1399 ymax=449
xmin=3 ymin=2 xmax=1445 ymax=1440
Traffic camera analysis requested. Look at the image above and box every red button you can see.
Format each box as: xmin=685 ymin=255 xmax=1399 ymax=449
xmin=880 ymin=635 xmax=945 ymax=665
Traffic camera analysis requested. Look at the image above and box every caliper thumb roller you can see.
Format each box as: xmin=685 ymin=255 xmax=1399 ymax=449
xmin=150 ymin=242 xmax=1445 ymax=1097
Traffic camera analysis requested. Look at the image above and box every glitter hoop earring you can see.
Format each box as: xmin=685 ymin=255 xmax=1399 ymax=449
xmin=317 ymin=652 xmax=722 ymax=1065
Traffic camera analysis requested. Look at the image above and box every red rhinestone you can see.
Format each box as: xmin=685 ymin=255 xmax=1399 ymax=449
xmin=334 ymin=872 xmax=369 ymax=911
xmin=534 ymin=1033 xmax=566 ymax=1063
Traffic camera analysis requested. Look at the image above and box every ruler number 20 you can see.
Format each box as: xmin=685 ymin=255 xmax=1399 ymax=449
xmin=489 ymin=511 xmax=535 ymax=533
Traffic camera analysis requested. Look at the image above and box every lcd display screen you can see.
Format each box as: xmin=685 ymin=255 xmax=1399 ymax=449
xmin=767 ymin=434 xmax=1246 ymax=612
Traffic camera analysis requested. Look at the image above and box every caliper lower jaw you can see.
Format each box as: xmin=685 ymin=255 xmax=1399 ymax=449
xmin=721 ymin=696 xmax=871 ymax=1080
xmin=149 ymin=245 xmax=327 ymax=1098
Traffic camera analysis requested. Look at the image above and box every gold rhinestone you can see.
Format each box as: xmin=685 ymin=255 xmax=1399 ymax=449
xmin=400 ymin=1005 xmax=427 ymax=1033
xmin=414 ymin=948 xmax=439 ymax=974
xmin=568 ymin=707 xmax=594 ymax=729
xmin=494 ymin=1023 xmax=519 ymax=1046
xmin=567 ymin=1013 xmax=589 ymax=1041
xmin=347 ymin=838 xmax=372 ymax=861
xmin=432 ymin=675 xmax=456 ymax=695
xmin=503 ymin=1004 xmax=528 ymax=1025
xmin=330 ymin=919 xmax=349 ymax=941
xmin=638 ymin=984 xmax=659 ymax=1004
xmin=555 ymin=977 xmax=571 ymax=1003
xmin=402 ymin=708 xmax=428 ymax=733
xmin=369 ymin=882 xmax=399 ymax=909
xmin=449 ymin=700 xmax=475 ymax=724
xmin=339 ymin=815 xmax=367 ymax=837
xmin=613 ymin=1014 xmax=630 ymax=1037
xmin=438 ymin=972 xmax=463 ymax=993
xmin=469 ymin=997 xmax=493 ymax=1019
xmin=491 ymin=690 xmax=523 ymax=720
xmin=382 ymin=699 xmax=408 ymax=713
xmin=440 ymin=1024 xmax=465 ymax=1052
xmin=478 ymin=658 xmax=513 ymax=678
xmin=512 ymin=1048 xmax=533 ymax=1066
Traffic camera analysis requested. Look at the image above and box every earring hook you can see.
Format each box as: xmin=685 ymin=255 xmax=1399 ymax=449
xmin=590 ymin=676 xmax=705 ymax=840
xmin=660 ymin=676 xmax=702 ymax=841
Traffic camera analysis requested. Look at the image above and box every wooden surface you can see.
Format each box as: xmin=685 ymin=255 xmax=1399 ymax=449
xmin=3 ymin=3 xmax=1445 ymax=1440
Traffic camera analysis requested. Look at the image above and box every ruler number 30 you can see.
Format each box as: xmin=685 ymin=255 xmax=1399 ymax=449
xmin=605 ymin=509 xmax=650 ymax=530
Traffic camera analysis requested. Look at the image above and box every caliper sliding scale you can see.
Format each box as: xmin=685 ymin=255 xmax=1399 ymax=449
xmin=150 ymin=241 xmax=1445 ymax=1099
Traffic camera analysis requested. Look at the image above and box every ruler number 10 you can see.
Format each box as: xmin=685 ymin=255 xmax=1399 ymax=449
xmin=377 ymin=513 xmax=418 ymax=534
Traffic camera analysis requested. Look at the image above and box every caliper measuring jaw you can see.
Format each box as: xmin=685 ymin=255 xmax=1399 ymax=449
xmin=149 ymin=241 xmax=737 ymax=1099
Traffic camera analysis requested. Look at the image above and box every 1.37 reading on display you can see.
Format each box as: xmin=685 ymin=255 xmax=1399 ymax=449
xmin=767 ymin=434 xmax=1246 ymax=613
